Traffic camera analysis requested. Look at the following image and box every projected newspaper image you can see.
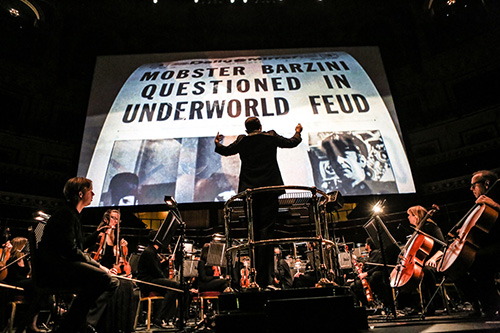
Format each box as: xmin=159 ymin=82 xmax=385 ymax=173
xmin=80 ymin=49 xmax=415 ymax=206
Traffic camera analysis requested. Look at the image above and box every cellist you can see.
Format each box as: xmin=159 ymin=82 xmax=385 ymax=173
xmin=402 ymin=205 xmax=445 ymax=315
xmin=448 ymin=170 xmax=500 ymax=319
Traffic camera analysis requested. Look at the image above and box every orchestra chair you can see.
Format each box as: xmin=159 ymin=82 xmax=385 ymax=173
xmin=134 ymin=291 xmax=164 ymax=331
xmin=437 ymin=280 xmax=461 ymax=314
xmin=27 ymin=226 xmax=78 ymax=329
xmin=199 ymin=291 xmax=221 ymax=320
xmin=5 ymin=295 xmax=24 ymax=333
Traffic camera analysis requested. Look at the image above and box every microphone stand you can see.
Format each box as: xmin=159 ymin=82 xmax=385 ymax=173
xmin=172 ymin=208 xmax=188 ymax=332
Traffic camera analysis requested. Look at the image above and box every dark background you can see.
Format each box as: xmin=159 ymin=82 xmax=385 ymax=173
xmin=0 ymin=0 xmax=499 ymax=246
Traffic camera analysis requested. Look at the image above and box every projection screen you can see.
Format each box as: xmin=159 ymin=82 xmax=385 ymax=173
xmin=78 ymin=47 xmax=415 ymax=207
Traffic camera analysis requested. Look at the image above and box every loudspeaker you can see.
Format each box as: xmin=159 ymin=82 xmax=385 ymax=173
xmin=217 ymin=294 xmax=365 ymax=333
xmin=266 ymin=295 xmax=357 ymax=332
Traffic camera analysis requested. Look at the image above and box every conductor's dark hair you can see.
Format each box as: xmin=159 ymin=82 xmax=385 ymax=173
xmin=245 ymin=117 xmax=261 ymax=133
xmin=63 ymin=177 xmax=92 ymax=205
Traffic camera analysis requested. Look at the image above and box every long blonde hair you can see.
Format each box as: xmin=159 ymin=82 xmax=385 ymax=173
xmin=407 ymin=205 xmax=434 ymax=225
xmin=10 ymin=237 xmax=28 ymax=260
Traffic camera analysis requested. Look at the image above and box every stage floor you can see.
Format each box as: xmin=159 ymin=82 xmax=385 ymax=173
xmin=134 ymin=310 xmax=500 ymax=332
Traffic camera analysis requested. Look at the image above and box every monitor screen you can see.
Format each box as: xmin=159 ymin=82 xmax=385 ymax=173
xmin=78 ymin=47 xmax=415 ymax=207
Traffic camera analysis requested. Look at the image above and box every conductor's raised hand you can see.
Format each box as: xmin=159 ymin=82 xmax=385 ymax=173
xmin=215 ymin=132 xmax=224 ymax=144
xmin=295 ymin=123 xmax=303 ymax=133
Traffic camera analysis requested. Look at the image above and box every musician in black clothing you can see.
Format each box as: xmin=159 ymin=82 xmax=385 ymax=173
xmin=94 ymin=209 xmax=129 ymax=271
xmin=450 ymin=170 xmax=500 ymax=318
xmin=5 ymin=237 xmax=45 ymax=333
xmin=197 ymin=243 xmax=229 ymax=292
xmin=350 ymin=238 xmax=393 ymax=309
xmin=136 ymin=235 xmax=181 ymax=328
xmin=272 ymin=247 xmax=293 ymax=289
xmin=37 ymin=177 xmax=118 ymax=333
xmin=215 ymin=117 xmax=302 ymax=289
xmin=406 ymin=205 xmax=445 ymax=315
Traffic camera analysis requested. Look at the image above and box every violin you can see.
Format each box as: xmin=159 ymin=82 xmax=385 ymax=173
xmin=347 ymin=245 xmax=374 ymax=304
xmin=390 ymin=204 xmax=439 ymax=289
xmin=438 ymin=180 xmax=499 ymax=280
xmin=113 ymin=226 xmax=131 ymax=276
xmin=240 ymin=259 xmax=250 ymax=288
xmin=169 ymin=256 xmax=176 ymax=279
xmin=0 ymin=228 xmax=12 ymax=281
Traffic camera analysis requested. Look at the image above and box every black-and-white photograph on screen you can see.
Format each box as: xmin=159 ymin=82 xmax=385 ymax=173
xmin=308 ymin=130 xmax=397 ymax=196
xmin=78 ymin=47 xmax=415 ymax=206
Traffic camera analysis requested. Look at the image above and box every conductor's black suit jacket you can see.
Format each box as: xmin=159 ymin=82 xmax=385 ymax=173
xmin=215 ymin=130 xmax=302 ymax=193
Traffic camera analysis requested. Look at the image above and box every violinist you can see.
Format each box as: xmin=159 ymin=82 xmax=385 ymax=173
xmin=197 ymin=243 xmax=229 ymax=293
xmin=94 ymin=209 xmax=130 ymax=275
xmin=4 ymin=237 xmax=45 ymax=333
xmin=451 ymin=170 xmax=500 ymax=319
xmin=37 ymin=177 xmax=118 ymax=333
xmin=405 ymin=205 xmax=445 ymax=315
xmin=0 ymin=227 xmax=12 ymax=283
xmin=349 ymin=238 xmax=393 ymax=310
xmin=0 ymin=239 xmax=12 ymax=281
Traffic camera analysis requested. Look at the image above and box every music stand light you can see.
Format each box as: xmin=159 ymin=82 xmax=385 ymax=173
xmin=164 ymin=195 xmax=178 ymax=209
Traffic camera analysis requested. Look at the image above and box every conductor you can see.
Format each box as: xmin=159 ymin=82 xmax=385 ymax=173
xmin=215 ymin=117 xmax=303 ymax=288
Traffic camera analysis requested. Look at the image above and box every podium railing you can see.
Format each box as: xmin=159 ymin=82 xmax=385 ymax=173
xmin=223 ymin=185 xmax=335 ymax=290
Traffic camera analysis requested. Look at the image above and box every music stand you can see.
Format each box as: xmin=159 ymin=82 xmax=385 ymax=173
xmin=206 ymin=242 xmax=226 ymax=267
xmin=151 ymin=196 xmax=189 ymax=331
xmin=363 ymin=217 xmax=399 ymax=257
xmin=152 ymin=211 xmax=181 ymax=252
xmin=363 ymin=214 xmax=399 ymax=318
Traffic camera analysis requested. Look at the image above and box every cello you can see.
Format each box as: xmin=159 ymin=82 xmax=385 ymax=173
xmin=438 ymin=180 xmax=499 ymax=280
xmin=389 ymin=204 xmax=439 ymax=289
